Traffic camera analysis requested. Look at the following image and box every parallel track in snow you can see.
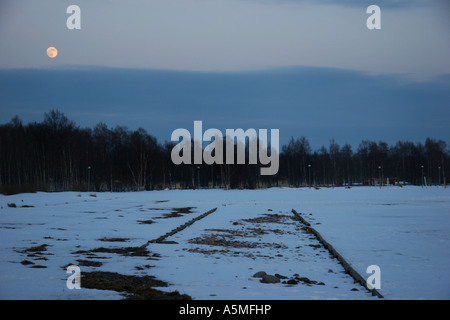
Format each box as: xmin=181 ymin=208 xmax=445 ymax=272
xmin=145 ymin=206 xmax=383 ymax=298
xmin=292 ymin=209 xmax=384 ymax=298
xmin=146 ymin=207 xmax=218 ymax=245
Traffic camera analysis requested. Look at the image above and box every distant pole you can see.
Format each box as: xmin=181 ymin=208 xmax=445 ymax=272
xmin=378 ymin=166 xmax=382 ymax=189
xmin=308 ymin=164 xmax=311 ymax=189
xmin=421 ymin=165 xmax=424 ymax=187
xmin=438 ymin=166 xmax=441 ymax=186
xmin=88 ymin=166 xmax=91 ymax=192
xmin=197 ymin=166 xmax=200 ymax=189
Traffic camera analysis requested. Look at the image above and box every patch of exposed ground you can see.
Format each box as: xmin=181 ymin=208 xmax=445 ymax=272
xmin=154 ymin=207 xmax=196 ymax=219
xmin=76 ymin=259 xmax=103 ymax=267
xmin=67 ymin=240 xmax=188 ymax=299
xmin=205 ymin=227 xmax=290 ymax=237
xmin=186 ymin=212 xmax=299 ymax=258
xmin=252 ymin=271 xmax=325 ymax=286
xmin=81 ymin=271 xmax=191 ymax=300
xmin=16 ymin=244 xmax=52 ymax=268
xmin=184 ymin=247 xmax=258 ymax=259
xmin=137 ymin=219 xmax=155 ymax=224
xmin=72 ymin=245 xmax=159 ymax=258
xmin=240 ymin=213 xmax=293 ymax=224
xmin=188 ymin=234 xmax=287 ymax=249
xmin=97 ymin=237 xmax=130 ymax=242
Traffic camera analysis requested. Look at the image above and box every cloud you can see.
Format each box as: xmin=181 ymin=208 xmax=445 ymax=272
xmin=1 ymin=66 xmax=449 ymax=149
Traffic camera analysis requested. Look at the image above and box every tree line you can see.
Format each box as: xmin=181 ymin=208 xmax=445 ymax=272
xmin=0 ymin=110 xmax=448 ymax=194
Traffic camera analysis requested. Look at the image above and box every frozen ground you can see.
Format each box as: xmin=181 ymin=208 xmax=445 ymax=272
xmin=0 ymin=186 xmax=449 ymax=300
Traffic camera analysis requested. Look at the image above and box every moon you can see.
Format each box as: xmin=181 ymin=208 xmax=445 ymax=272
xmin=47 ymin=47 xmax=58 ymax=58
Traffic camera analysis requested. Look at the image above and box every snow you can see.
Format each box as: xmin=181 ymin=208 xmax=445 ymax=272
xmin=0 ymin=186 xmax=449 ymax=300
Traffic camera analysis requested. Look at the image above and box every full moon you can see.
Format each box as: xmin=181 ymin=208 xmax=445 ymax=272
xmin=46 ymin=47 xmax=58 ymax=58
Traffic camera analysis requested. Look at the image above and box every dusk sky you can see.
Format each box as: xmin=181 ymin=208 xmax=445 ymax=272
xmin=0 ymin=0 xmax=449 ymax=149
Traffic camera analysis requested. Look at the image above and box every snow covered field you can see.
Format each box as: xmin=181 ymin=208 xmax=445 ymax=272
xmin=0 ymin=186 xmax=449 ymax=300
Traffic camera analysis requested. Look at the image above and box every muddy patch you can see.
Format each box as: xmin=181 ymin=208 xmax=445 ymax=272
xmin=189 ymin=234 xmax=287 ymax=250
xmin=81 ymin=271 xmax=191 ymax=300
xmin=72 ymin=245 xmax=158 ymax=258
xmin=154 ymin=207 xmax=196 ymax=219
xmin=187 ymin=213 xmax=293 ymax=255
xmin=24 ymin=244 xmax=49 ymax=253
xmin=252 ymin=271 xmax=325 ymax=286
xmin=137 ymin=219 xmax=155 ymax=225
xmin=185 ymin=247 xmax=257 ymax=259
xmin=240 ymin=213 xmax=293 ymax=225
xmin=67 ymin=243 xmax=187 ymax=299
xmin=76 ymin=259 xmax=103 ymax=267
xmin=16 ymin=244 xmax=52 ymax=268
xmin=186 ymin=211 xmax=313 ymax=260
xmin=97 ymin=237 xmax=130 ymax=242
xmin=205 ymin=227 xmax=290 ymax=237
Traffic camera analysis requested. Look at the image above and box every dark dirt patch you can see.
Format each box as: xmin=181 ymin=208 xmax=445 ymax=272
xmin=137 ymin=219 xmax=155 ymax=224
xmin=186 ymin=247 xmax=256 ymax=258
xmin=205 ymin=227 xmax=288 ymax=237
xmin=135 ymin=265 xmax=154 ymax=270
xmin=173 ymin=207 xmax=194 ymax=214
xmin=81 ymin=271 xmax=191 ymax=300
xmin=204 ymin=228 xmax=248 ymax=237
xmin=156 ymin=207 xmax=196 ymax=219
xmin=252 ymin=271 xmax=325 ymax=286
xmin=24 ymin=244 xmax=49 ymax=253
xmin=17 ymin=244 xmax=52 ymax=266
xmin=73 ymin=245 xmax=159 ymax=258
xmin=189 ymin=234 xmax=258 ymax=248
xmin=241 ymin=214 xmax=293 ymax=225
xmin=33 ymin=256 xmax=48 ymax=261
xmin=97 ymin=237 xmax=130 ymax=242
xmin=76 ymin=259 xmax=103 ymax=267
xmin=0 ymin=225 xmax=16 ymax=229
xmin=187 ymin=212 xmax=295 ymax=258
xmin=189 ymin=234 xmax=287 ymax=249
